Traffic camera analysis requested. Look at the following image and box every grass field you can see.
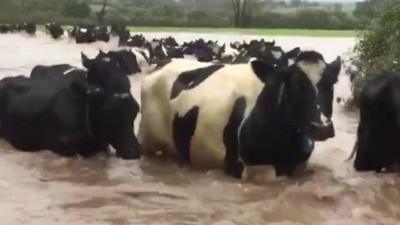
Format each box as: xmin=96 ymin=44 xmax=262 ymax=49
xmin=271 ymin=3 xmax=356 ymax=14
xmin=38 ymin=25 xmax=357 ymax=38
xmin=129 ymin=27 xmax=358 ymax=37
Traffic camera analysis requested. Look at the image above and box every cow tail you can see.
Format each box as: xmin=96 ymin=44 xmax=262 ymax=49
xmin=346 ymin=139 xmax=358 ymax=161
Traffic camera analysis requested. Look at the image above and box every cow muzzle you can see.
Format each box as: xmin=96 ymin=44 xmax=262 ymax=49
xmin=308 ymin=120 xmax=335 ymax=141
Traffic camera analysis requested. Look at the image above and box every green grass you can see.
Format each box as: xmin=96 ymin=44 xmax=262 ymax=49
xmin=270 ymin=3 xmax=356 ymax=16
xmin=129 ymin=27 xmax=358 ymax=37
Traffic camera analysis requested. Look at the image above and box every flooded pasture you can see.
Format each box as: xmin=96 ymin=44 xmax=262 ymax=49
xmin=0 ymin=32 xmax=399 ymax=225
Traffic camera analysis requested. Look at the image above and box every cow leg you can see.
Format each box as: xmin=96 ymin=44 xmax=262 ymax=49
xmin=53 ymin=145 xmax=79 ymax=157
xmin=224 ymin=97 xmax=246 ymax=178
xmin=114 ymin=135 xmax=142 ymax=160
xmin=77 ymin=140 xmax=109 ymax=158
xmin=274 ymin=163 xmax=297 ymax=177
xmin=354 ymin=97 xmax=386 ymax=172
xmin=224 ymin=157 xmax=244 ymax=179
xmin=172 ymin=106 xmax=199 ymax=164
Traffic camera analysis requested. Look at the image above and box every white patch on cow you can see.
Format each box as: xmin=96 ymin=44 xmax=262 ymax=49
xmin=320 ymin=113 xmax=331 ymax=126
xmin=271 ymin=50 xmax=283 ymax=59
xmin=222 ymin=46 xmax=239 ymax=59
xmin=131 ymin=47 xmax=153 ymax=73
xmin=139 ymin=59 xmax=265 ymax=169
xmin=113 ymin=93 xmax=130 ymax=99
xmin=297 ymin=59 xmax=326 ymax=93
xmin=102 ymin=57 xmax=111 ymax=62
xmin=80 ymin=28 xmax=88 ymax=33
xmin=63 ymin=68 xmax=77 ymax=75
xmin=183 ymin=54 xmax=197 ymax=61
xmin=86 ymin=87 xmax=101 ymax=95
xmin=161 ymin=45 xmax=168 ymax=57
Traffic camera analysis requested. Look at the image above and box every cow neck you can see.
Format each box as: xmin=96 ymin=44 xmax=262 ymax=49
xmin=84 ymin=89 xmax=131 ymax=139
xmin=245 ymin=76 xmax=298 ymax=143
xmin=85 ymin=94 xmax=96 ymax=141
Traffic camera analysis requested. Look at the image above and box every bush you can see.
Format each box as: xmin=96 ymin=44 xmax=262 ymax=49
xmin=350 ymin=1 xmax=399 ymax=105
xmin=356 ymin=2 xmax=400 ymax=71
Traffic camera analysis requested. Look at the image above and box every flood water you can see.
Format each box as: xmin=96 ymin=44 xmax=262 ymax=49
xmin=0 ymin=32 xmax=399 ymax=225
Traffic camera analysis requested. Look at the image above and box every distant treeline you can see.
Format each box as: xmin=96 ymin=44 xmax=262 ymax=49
xmin=0 ymin=0 xmax=389 ymax=30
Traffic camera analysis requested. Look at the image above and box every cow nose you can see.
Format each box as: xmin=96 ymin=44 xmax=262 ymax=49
xmin=309 ymin=121 xmax=335 ymax=141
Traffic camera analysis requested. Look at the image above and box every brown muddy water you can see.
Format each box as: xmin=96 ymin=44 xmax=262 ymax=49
xmin=0 ymin=32 xmax=399 ymax=225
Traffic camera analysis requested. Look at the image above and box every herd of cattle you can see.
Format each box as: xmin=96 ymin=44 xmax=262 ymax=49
xmin=0 ymin=23 xmax=399 ymax=178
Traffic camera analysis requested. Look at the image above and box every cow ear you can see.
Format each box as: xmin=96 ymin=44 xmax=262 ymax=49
xmin=251 ymin=60 xmax=279 ymax=83
xmin=327 ymin=56 xmax=341 ymax=84
xmin=284 ymin=47 xmax=300 ymax=60
xmin=81 ymin=53 xmax=92 ymax=69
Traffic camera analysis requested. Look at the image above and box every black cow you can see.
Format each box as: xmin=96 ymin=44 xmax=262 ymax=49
xmin=45 ymin=23 xmax=64 ymax=39
xmin=25 ymin=22 xmax=36 ymax=35
xmin=182 ymin=39 xmax=215 ymax=62
xmin=126 ymin=34 xmax=146 ymax=48
xmin=0 ymin=55 xmax=142 ymax=159
xmin=0 ymin=24 xmax=10 ymax=33
xmin=352 ymin=72 xmax=400 ymax=172
xmin=117 ymin=29 xmax=131 ymax=46
xmin=163 ymin=36 xmax=179 ymax=47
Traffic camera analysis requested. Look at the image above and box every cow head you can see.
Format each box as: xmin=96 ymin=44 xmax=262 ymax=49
xmin=76 ymin=55 xmax=141 ymax=159
xmin=97 ymin=49 xmax=141 ymax=75
xmin=129 ymin=34 xmax=146 ymax=47
xmin=284 ymin=51 xmax=341 ymax=141
xmin=164 ymin=36 xmax=179 ymax=47
xmin=154 ymin=44 xmax=169 ymax=61
xmin=242 ymin=51 xmax=341 ymax=176
xmin=82 ymin=53 xmax=131 ymax=93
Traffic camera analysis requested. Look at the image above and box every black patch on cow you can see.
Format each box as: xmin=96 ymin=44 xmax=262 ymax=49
xmin=172 ymin=106 xmax=199 ymax=164
xmin=223 ymin=97 xmax=246 ymax=178
xmin=138 ymin=50 xmax=150 ymax=64
xmin=170 ymin=64 xmax=224 ymax=99
xmin=295 ymin=51 xmax=324 ymax=63
xmin=154 ymin=58 xmax=172 ymax=71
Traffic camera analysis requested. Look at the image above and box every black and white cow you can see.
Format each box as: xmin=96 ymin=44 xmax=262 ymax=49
xmin=139 ymin=51 xmax=342 ymax=178
xmin=94 ymin=26 xmax=110 ymax=42
xmin=0 ymin=54 xmax=141 ymax=159
xmin=69 ymin=26 xmax=96 ymax=43
xmin=351 ymin=72 xmax=400 ymax=172
xmin=96 ymin=49 xmax=143 ymax=75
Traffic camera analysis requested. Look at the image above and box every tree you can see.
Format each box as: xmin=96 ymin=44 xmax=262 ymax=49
xmin=353 ymin=0 xmax=395 ymax=20
xmin=290 ymin=0 xmax=302 ymax=7
xmin=96 ymin=0 xmax=108 ymax=25
xmin=333 ymin=3 xmax=343 ymax=12
xmin=188 ymin=10 xmax=207 ymax=23
xmin=230 ymin=0 xmax=256 ymax=28
xmin=62 ymin=0 xmax=91 ymax=18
